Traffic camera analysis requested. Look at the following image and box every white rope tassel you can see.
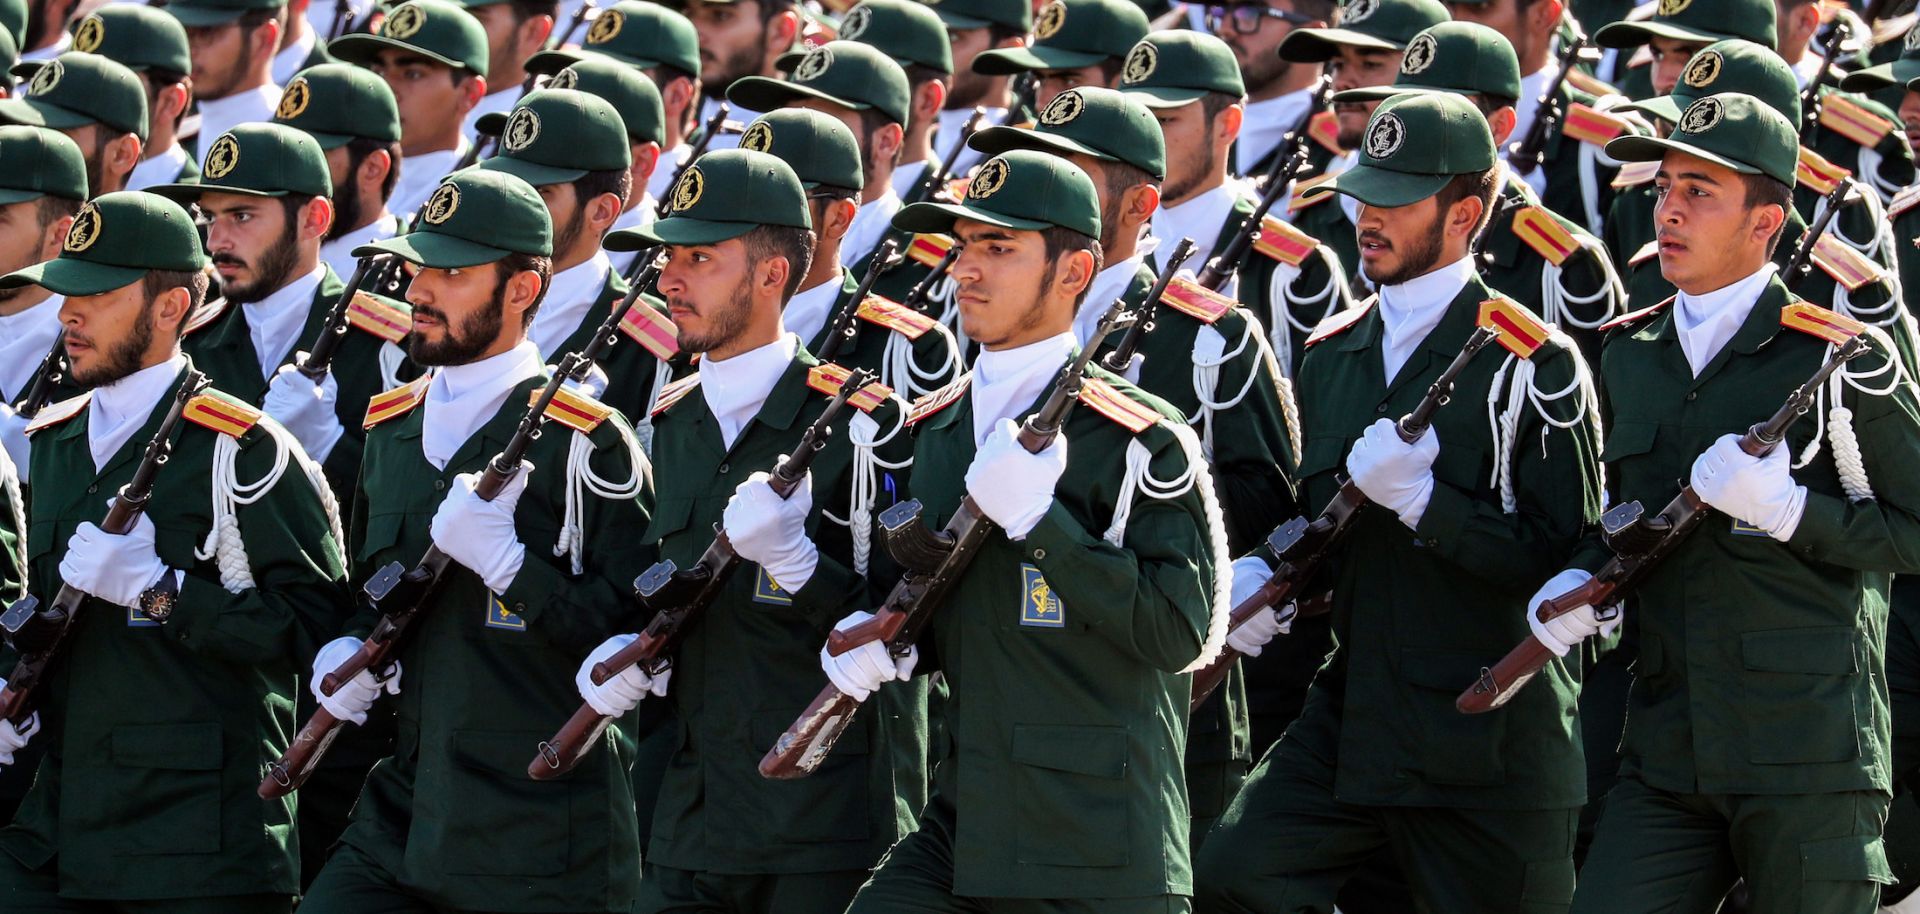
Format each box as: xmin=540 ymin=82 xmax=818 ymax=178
xmin=821 ymin=407 xmax=911 ymax=576
xmin=883 ymin=321 xmax=964 ymax=402
xmin=555 ymin=419 xmax=648 ymax=575
xmin=1484 ymin=333 xmax=1603 ymax=514
xmin=1539 ymin=235 xmax=1627 ymax=332
xmin=1097 ymin=426 xmax=1230 ymax=671
xmin=1266 ymin=246 xmax=1348 ymax=379
xmin=197 ymin=423 xmax=342 ymax=592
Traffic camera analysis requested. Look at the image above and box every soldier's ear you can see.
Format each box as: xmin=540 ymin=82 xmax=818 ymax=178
xmin=37 ymin=215 xmax=73 ymax=262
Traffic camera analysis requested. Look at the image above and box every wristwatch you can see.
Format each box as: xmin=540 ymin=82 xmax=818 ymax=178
xmin=138 ymin=569 xmax=179 ymax=623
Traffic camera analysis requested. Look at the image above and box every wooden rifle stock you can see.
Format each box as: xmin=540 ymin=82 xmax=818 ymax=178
xmin=1508 ymin=26 xmax=1586 ymax=176
xmin=817 ymin=239 xmax=900 ymax=363
xmin=1456 ymin=335 xmax=1872 ymax=714
xmin=527 ymin=370 xmax=876 ymax=778
xmin=14 ymin=330 xmax=68 ymax=419
xmin=658 ymin=104 xmax=731 ymax=218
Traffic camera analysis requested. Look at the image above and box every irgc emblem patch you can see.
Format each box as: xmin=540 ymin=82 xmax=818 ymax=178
xmin=65 ymin=203 xmax=101 ymax=253
xmin=1343 ymin=0 xmax=1378 ymax=24
xmin=547 ymin=67 xmax=579 ymax=90
xmin=969 ymin=156 xmax=1010 ymax=200
xmin=277 ymin=78 xmax=312 ymax=119
xmin=485 ymin=594 xmax=526 ymax=631
xmin=204 ymin=135 xmax=241 ymax=180
xmin=422 ymin=182 xmax=460 ymax=225
xmin=840 ymin=5 xmax=873 ymax=40
xmin=503 ymin=107 xmax=540 ymax=153
xmin=672 ymin=165 xmax=705 ymax=213
xmin=1679 ymin=96 xmax=1724 ymax=134
xmin=587 ymin=8 xmax=623 ymax=44
xmin=1019 ymin=564 xmax=1064 ymax=628
xmin=1681 ymin=51 xmax=1721 ymax=88
xmin=1121 ymin=41 xmax=1157 ymax=85
xmin=27 ymin=60 xmax=61 ymax=97
xmin=753 ymin=568 xmax=794 ymax=605
xmin=795 ymin=46 xmax=833 ymax=82
xmin=1364 ymin=112 xmax=1405 ymax=160
xmin=740 ymin=120 xmax=775 ymax=152
xmin=1906 ymin=24 xmax=1920 ymax=53
xmin=1656 ymin=0 xmax=1692 ymax=16
xmin=1034 ymin=0 xmax=1067 ymax=39
xmin=1039 ymin=89 xmax=1084 ymax=126
xmin=383 ymin=3 xmax=426 ymax=40
xmin=72 ymin=15 xmax=104 ymax=53
xmin=1402 ymin=33 xmax=1437 ymax=75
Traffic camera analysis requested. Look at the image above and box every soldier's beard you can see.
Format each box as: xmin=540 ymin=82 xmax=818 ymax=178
xmin=71 ymin=301 xmax=158 ymax=387
xmin=409 ymin=281 xmax=508 ymax=366
xmin=1159 ymin=140 xmax=1215 ymax=203
xmin=673 ymin=277 xmax=754 ymax=354
xmin=216 ymin=220 xmax=303 ymax=305
xmin=1360 ymin=211 xmax=1446 ymax=286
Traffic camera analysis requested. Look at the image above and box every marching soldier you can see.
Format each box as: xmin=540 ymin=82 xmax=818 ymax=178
xmin=1543 ymin=90 xmax=1920 ymax=914
xmin=328 ymin=0 xmax=492 ymax=217
xmin=832 ymin=146 xmax=1228 ymax=914
xmin=823 ymin=0 xmax=956 ymax=203
xmin=1195 ymin=93 xmax=1604 ymax=913
xmin=682 ymin=0 xmax=800 ymax=144
xmin=273 ymin=63 xmax=408 ymax=280
xmin=580 ymin=147 xmax=926 ymax=914
xmin=0 ymin=52 xmax=148 ymax=196
xmin=162 ymin=0 xmax=289 ymax=154
xmin=541 ymin=57 xmax=667 ymax=270
xmin=970 ymin=0 xmax=1149 ymax=112
xmin=925 ymin=0 xmax=1030 ymax=173
xmin=0 ymin=125 xmax=86 ymax=475
xmin=59 ymin=6 xmax=200 ymax=192
xmin=1204 ymin=0 xmax=1337 ymax=182
xmin=299 ymin=168 xmax=654 ymax=914
xmin=0 ymin=190 xmax=348 ymax=912
xmin=455 ymin=0 xmax=553 ymax=145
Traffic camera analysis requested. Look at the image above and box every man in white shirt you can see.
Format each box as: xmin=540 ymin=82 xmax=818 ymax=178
xmin=273 ymin=62 xmax=406 ymax=279
xmin=16 ymin=0 xmax=75 ymax=63
xmin=927 ymin=0 xmax=1030 ymax=176
xmin=63 ymin=6 xmax=200 ymax=192
xmin=272 ymin=0 xmax=318 ymax=84
xmin=458 ymin=0 xmax=553 ymax=145
xmin=163 ymin=0 xmax=286 ymax=154
xmin=0 ymin=125 xmax=87 ymax=479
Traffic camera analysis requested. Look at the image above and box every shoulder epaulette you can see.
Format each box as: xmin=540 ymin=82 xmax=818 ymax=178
xmin=1628 ymin=239 xmax=1659 ymax=267
xmin=1304 ymin=299 xmax=1374 ymax=347
xmin=1562 ymin=103 xmax=1630 ymax=147
xmin=806 ymin=362 xmax=894 ymax=413
xmin=535 ymin=384 xmax=613 ymax=433
xmin=1562 ymin=67 xmax=1617 ymax=98
xmin=1478 ymin=298 xmax=1552 ymax=358
xmin=940 ymin=177 xmax=970 ymax=205
xmin=856 ymin=294 xmax=937 ymax=339
xmin=619 ymin=298 xmax=680 ymax=361
xmin=905 ymin=233 xmax=954 ymax=269
xmin=1610 ymin=159 xmax=1660 ymax=188
xmin=1810 ymin=234 xmax=1885 ymax=292
xmin=1252 ymin=214 xmax=1318 ymax=266
xmin=182 ymin=297 xmax=230 ymax=337
xmin=183 ymin=389 xmax=261 ymax=438
xmin=346 ymin=291 xmax=411 ymax=343
xmin=1781 ymin=300 xmax=1867 ymax=343
xmin=1599 ymin=297 xmax=1672 ymax=332
xmin=1819 ymin=94 xmax=1896 ymax=148
xmin=24 ymin=392 xmax=89 ymax=436
xmin=1160 ymin=275 xmax=1234 ymax=324
xmin=1306 ymin=110 xmax=1343 ymax=155
xmin=1077 ymin=377 xmax=1160 ymax=433
xmin=1796 ymin=145 xmax=1851 ymax=195
xmin=905 ymin=373 xmax=969 ymax=426
xmin=1889 ymin=183 xmax=1920 ymax=219
xmin=1511 ymin=206 xmax=1580 ymax=266
xmin=650 ymin=372 xmax=702 ymax=417
xmin=363 ymin=375 xmax=429 ymax=429
xmin=1287 ymin=172 xmax=1337 ymax=213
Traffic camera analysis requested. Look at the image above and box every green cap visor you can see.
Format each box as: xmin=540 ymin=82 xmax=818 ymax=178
xmin=1593 ymin=19 xmax=1742 ymax=48
xmin=330 ymin=33 xmax=475 ymax=70
xmin=353 ymin=231 xmax=514 ymax=268
xmin=1842 ymin=59 xmax=1920 ymax=93
xmin=478 ymin=153 xmax=588 ymax=186
xmin=1318 ymin=163 xmax=1451 ymax=208
xmin=1605 ymin=91 xmax=1797 ymax=185
xmin=0 ymin=97 xmax=93 ymax=130
xmin=892 ymin=148 xmax=1102 ymax=238
xmin=892 ymin=199 xmax=1054 ymax=233
xmin=971 ymin=44 xmax=1108 ymax=72
xmin=0 ymin=257 xmax=145 ymax=295
xmin=1605 ymin=133 xmax=1757 ymax=174
xmin=1278 ymin=27 xmax=1403 ymax=60
xmin=606 ymin=216 xmax=761 ymax=248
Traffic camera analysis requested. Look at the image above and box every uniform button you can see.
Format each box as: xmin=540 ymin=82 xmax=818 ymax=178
xmin=86 ymin=484 xmax=98 ymax=494
xmin=514 ymin=602 xmax=527 ymax=612
xmin=434 ymin=479 xmax=446 ymax=491
xmin=1686 ymin=392 xmax=1698 ymax=402
xmin=719 ymin=463 xmax=730 ymax=474
xmin=1426 ymin=538 xmax=1438 ymax=547
xmin=1032 ymin=548 xmax=1047 ymax=560
xmin=1375 ymin=404 xmax=1388 ymax=414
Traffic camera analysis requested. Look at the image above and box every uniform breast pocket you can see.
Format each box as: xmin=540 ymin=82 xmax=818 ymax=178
xmin=1295 ymin=437 xmax=1348 ymax=485
xmin=1400 ymin=649 xmax=1507 ymax=786
xmin=1600 ymin=421 xmax=1660 ymax=497
xmin=150 ymin=522 xmax=201 ymax=572
xmin=436 ymin=730 xmax=576 ymax=875
xmin=85 ymin=722 xmax=224 ymax=855
xmin=354 ymin=512 xmax=406 ymax=567
xmin=1010 ymin=724 xmax=1130 ymax=868
xmin=1740 ymin=628 xmax=1863 ymax=765
xmin=1430 ymin=441 xmax=1486 ymax=493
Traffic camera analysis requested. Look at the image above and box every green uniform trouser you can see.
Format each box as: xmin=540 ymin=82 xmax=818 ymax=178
xmin=300 ymin=840 xmax=606 ymax=914
xmin=0 ymin=851 xmax=289 ymax=914
xmin=631 ymin=863 xmax=869 ymax=914
xmin=1193 ymin=735 xmax=1578 ymax=914
xmin=846 ymin=797 xmax=1190 ymax=914
xmin=1569 ymin=775 xmax=1892 ymax=914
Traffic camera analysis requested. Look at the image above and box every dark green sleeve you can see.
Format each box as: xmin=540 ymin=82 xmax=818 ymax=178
xmin=1786 ymin=337 xmax=1920 ymax=573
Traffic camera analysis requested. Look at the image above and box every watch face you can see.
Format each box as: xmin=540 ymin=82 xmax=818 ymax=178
xmin=142 ymin=591 xmax=174 ymax=622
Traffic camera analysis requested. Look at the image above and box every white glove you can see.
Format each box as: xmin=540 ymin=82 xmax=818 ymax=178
xmin=263 ymin=363 xmax=345 ymax=463
xmin=1525 ymin=568 xmax=1621 ymax=657
xmin=59 ymin=512 xmax=167 ymax=608
xmin=0 ymin=680 xmax=37 ymax=767
xmin=430 ymin=461 xmax=532 ymax=594
xmin=1225 ymin=556 xmax=1291 ymax=657
xmin=557 ymin=361 xmax=610 ymax=400
xmin=723 ymin=470 xmax=818 ymax=593
xmin=576 ymin=633 xmax=670 ymax=717
xmin=820 ymin=611 xmax=918 ymax=701
xmin=0 ymin=405 xmax=28 ymax=484
xmin=965 ymin=418 xmax=1067 ymax=539
xmin=1690 ymin=434 xmax=1808 ymax=542
xmin=1346 ymin=418 xmax=1440 ymax=529
xmin=310 ymin=636 xmax=401 ymax=726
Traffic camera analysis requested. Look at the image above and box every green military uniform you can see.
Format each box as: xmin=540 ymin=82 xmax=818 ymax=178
xmin=0 ymin=192 xmax=349 ymax=912
xmin=1882 ymin=576 xmax=1920 ymax=909
xmin=847 ymin=150 xmax=1224 ymax=913
xmin=299 ymin=171 xmax=654 ymax=914
xmin=1563 ymin=94 xmax=1920 ymax=913
xmin=1195 ymin=94 xmax=1604 ymax=914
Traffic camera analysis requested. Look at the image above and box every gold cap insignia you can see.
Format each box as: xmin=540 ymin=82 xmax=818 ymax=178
xmin=587 ymin=8 xmax=623 ymax=44
xmin=968 ymin=156 xmax=1009 ymax=200
xmin=1402 ymin=33 xmax=1437 ymax=75
xmin=547 ymin=67 xmax=578 ymax=90
xmin=841 ymin=6 xmax=873 ymax=40
xmin=1681 ymin=51 xmax=1721 ymax=88
xmin=384 ymin=4 xmax=426 ymax=40
xmin=502 ymin=107 xmax=540 ymax=153
xmin=276 ymin=78 xmax=312 ymax=120
xmin=795 ymin=46 xmax=833 ymax=82
xmin=741 ymin=121 xmax=774 ymax=152
xmin=1039 ymin=89 xmax=1084 ymax=126
xmin=1121 ymin=41 xmax=1157 ymax=84
xmin=204 ymin=134 xmax=241 ymax=180
xmin=73 ymin=16 xmax=104 ymax=53
xmin=28 ymin=60 xmax=61 ymax=97
xmin=1679 ymin=96 xmax=1724 ymax=134
xmin=1656 ymin=0 xmax=1692 ymax=17
xmin=1035 ymin=0 xmax=1066 ymax=39
xmin=422 ymin=182 xmax=460 ymax=224
xmin=1364 ymin=112 xmax=1405 ymax=159
xmin=1344 ymin=0 xmax=1378 ymax=24
xmin=65 ymin=203 xmax=100 ymax=253
xmin=671 ymin=165 xmax=705 ymax=212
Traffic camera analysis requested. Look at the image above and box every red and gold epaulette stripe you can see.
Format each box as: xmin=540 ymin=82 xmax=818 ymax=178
xmin=183 ymin=389 xmax=261 ymax=438
xmin=1304 ymin=299 xmax=1374 ymax=347
xmin=1600 ymin=297 xmax=1672 ymax=332
xmin=346 ymin=291 xmax=411 ymax=343
xmin=1628 ymin=239 xmax=1660 ymax=267
xmin=906 ymin=233 xmax=954 ymax=269
xmin=1160 ymin=276 xmax=1233 ymax=324
xmin=650 ymin=372 xmax=702 ymax=417
xmin=1306 ymin=110 xmax=1343 ymax=154
xmin=1781 ymin=300 xmax=1867 ymax=343
xmin=905 ymin=374 xmax=969 ymax=426
xmin=1511 ymin=206 xmax=1579 ymax=266
xmin=182 ymin=297 xmax=229 ymax=337
xmin=1890 ymin=183 xmax=1920 ymax=219
xmin=363 ymin=375 xmax=429 ymax=429
xmin=940 ymin=177 xmax=970 ymax=204
xmin=1610 ymin=160 xmax=1660 ymax=188
xmin=856 ymin=294 xmax=937 ymax=339
xmin=534 ymin=384 xmax=614 ymax=433
xmin=24 ymin=392 xmax=88 ymax=436
xmin=619 ymin=298 xmax=680 ymax=361
xmin=1077 ymin=377 xmax=1159 ymax=433
xmin=1563 ymin=103 xmax=1629 ymax=147
xmin=806 ymin=362 xmax=893 ymax=413
xmin=1252 ymin=215 xmax=1317 ymax=266
xmin=1796 ymin=145 xmax=1852 ymax=195
xmin=1477 ymin=297 xmax=1550 ymax=358
xmin=1562 ymin=67 xmax=1617 ymax=98
xmin=1287 ymin=172 xmax=1337 ymax=213
xmin=1810 ymin=234 xmax=1884 ymax=292
xmin=1819 ymin=94 xmax=1895 ymax=148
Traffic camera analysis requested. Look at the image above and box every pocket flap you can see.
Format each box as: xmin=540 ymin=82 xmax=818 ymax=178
xmin=1012 ymin=725 xmax=1127 ymax=779
xmin=1743 ymin=628 xmax=1857 ymax=675
xmin=26 ymin=520 xmax=54 ymax=561
xmin=1399 ymin=649 xmax=1490 ymax=691
xmin=112 ymin=722 xmax=221 ymax=770
xmin=1296 ymin=437 xmax=1347 ymax=479
xmin=354 ymin=512 xmax=405 ymax=563
xmin=642 ymin=496 xmax=694 ymax=546
xmin=1802 ymin=833 xmax=1894 ymax=884
xmin=1601 ymin=421 xmax=1658 ymax=462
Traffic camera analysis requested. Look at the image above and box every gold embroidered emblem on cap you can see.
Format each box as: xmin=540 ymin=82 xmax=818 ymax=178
xmin=587 ymin=8 xmax=623 ymax=44
xmin=384 ymin=4 xmax=426 ymax=40
xmin=422 ymin=182 xmax=460 ymax=224
xmin=277 ymin=79 xmax=311 ymax=119
xmin=672 ymin=166 xmax=705 ymax=212
xmin=740 ymin=121 xmax=774 ymax=152
xmin=840 ymin=6 xmax=872 ymax=40
xmin=204 ymin=135 xmax=241 ymax=180
xmin=1656 ymin=0 xmax=1692 ymax=17
xmin=72 ymin=16 xmax=104 ymax=53
xmin=1679 ymin=96 xmax=1724 ymax=134
xmin=1402 ymin=33 xmax=1437 ymax=74
xmin=1681 ymin=51 xmax=1721 ymax=88
xmin=64 ymin=203 xmax=100 ymax=253
xmin=28 ymin=60 xmax=61 ymax=96
xmin=969 ymin=157 xmax=1009 ymax=199
xmin=1906 ymin=24 xmax=1920 ymax=52
xmin=1039 ymin=89 xmax=1084 ymax=126
xmin=1364 ymin=112 xmax=1405 ymax=159
xmin=547 ymin=68 xmax=578 ymax=90
xmin=1343 ymin=0 xmax=1377 ymax=24
xmin=503 ymin=107 xmax=540 ymax=152
xmin=795 ymin=46 xmax=833 ymax=82
xmin=1035 ymin=0 xmax=1066 ymax=39
xmin=1121 ymin=42 xmax=1157 ymax=84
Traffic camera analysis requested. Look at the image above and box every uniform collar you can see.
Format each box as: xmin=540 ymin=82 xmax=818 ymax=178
xmin=891 ymin=159 xmax=930 ymax=200
xmin=1076 ymin=254 xmax=1149 ymax=347
xmin=127 ymin=143 xmax=193 ymax=192
xmin=197 ymin=84 xmax=282 ymax=155
xmin=1674 ymin=263 xmax=1778 ymax=376
xmin=272 ymin=27 xmax=317 ymax=86
xmin=937 ymin=106 xmax=1000 ymax=176
xmin=463 ymin=85 xmax=523 ymax=145
xmin=1512 ymin=63 xmax=1557 ymax=160
xmin=321 ymin=211 xmax=403 ymax=280
xmin=528 ymin=250 xmax=612 ymax=359
xmin=970 ymin=331 xmax=1076 ymax=445
xmin=786 ymin=270 xmax=848 ymax=351
xmin=648 ymin=144 xmax=691 ymax=201
xmin=1151 ymin=182 xmax=1241 ymax=272
xmin=1238 ymin=86 xmax=1313 ymax=176
xmin=0 ymin=294 xmax=63 ymax=402
xmin=87 ymin=354 xmax=188 ymax=472
xmin=393 ymin=143 xmax=469 ymax=217
xmin=1377 ymin=254 xmax=1478 ymax=383
xmin=843 ymin=191 xmax=903 ymax=267
xmin=699 ymin=332 xmax=799 ymax=449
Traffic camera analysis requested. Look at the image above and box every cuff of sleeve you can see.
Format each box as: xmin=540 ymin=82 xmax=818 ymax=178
xmin=1412 ymin=478 xmax=1475 ymax=557
xmin=788 ymin=551 xmax=863 ymax=629
xmin=1019 ymin=503 xmax=1122 ymax=628
xmin=498 ymin=550 xmax=563 ymax=627
xmin=1784 ymin=487 xmax=1843 ymax=557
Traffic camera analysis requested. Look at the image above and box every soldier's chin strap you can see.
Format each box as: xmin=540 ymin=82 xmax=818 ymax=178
xmin=1103 ymin=421 xmax=1231 ymax=673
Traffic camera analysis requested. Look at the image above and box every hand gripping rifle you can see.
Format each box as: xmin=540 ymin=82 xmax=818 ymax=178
xmin=816 ymin=238 xmax=900 ymax=364
xmin=1193 ymin=76 xmax=1328 ymax=290
xmin=260 ymin=263 xmax=660 ymax=798
xmin=1186 ymin=324 xmax=1505 ymax=709
xmin=1508 ymin=24 xmax=1587 ymax=177
xmin=529 ymin=368 xmax=877 ymax=778
xmin=0 ymin=371 xmax=208 ymax=723
xmin=657 ymin=104 xmax=732 ymax=219
xmin=14 ymin=331 xmax=69 ymax=419
xmin=1784 ymin=178 xmax=1856 ymax=292
xmin=756 ymin=295 xmax=1146 ymax=780
xmin=295 ymin=254 xmax=389 ymax=382
xmin=1101 ymin=238 xmax=1196 ymax=374
xmin=1456 ymin=332 xmax=1871 ymax=713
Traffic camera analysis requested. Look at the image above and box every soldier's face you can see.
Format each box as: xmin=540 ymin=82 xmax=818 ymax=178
xmin=1648 ymin=37 xmax=1711 ymax=97
xmin=948 ymin=26 xmax=1010 ymax=108
xmin=0 ymin=202 xmax=59 ymax=303
xmin=1034 ymin=65 xmax=1114 ymax=111
xmin=61 ymin=281 xmax=170 ymax=387
xmin=1899 ymin=89 xmax=1920 ymax=153
xmin=406 ymin=263 xmax=513 ymax=365
xmin=202 ymin=191 xmax=308 ymax=305
xmin=1354 ymin=194 xmax=1448 ymax=285
xmin=950 ymin=219 xmax=1077 ymax=350
xmin=1446 ymin=0 xmax=1548 ymax=65
xmin=1329 ymin=46 xmax=1399 ymax=147
xmin=1217 ymin=0 xmax=1315 ymax=95
xmin=1652 ymin=151 xmax=1784 ymax=294
xmin=185 ymin=21 xmax=264 ymax=100
xmin=656 ymin=238 xmax=765 ymax=355
xmin=1154 ymin=100 xmax=1232 ymax=202
xmin=468 ymin=2 xmax=547 ymax=82
xmin=687 ymin=0 xmax=777 ymax=93
xmin=368 ymin=50 xmax=474 ymax=148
